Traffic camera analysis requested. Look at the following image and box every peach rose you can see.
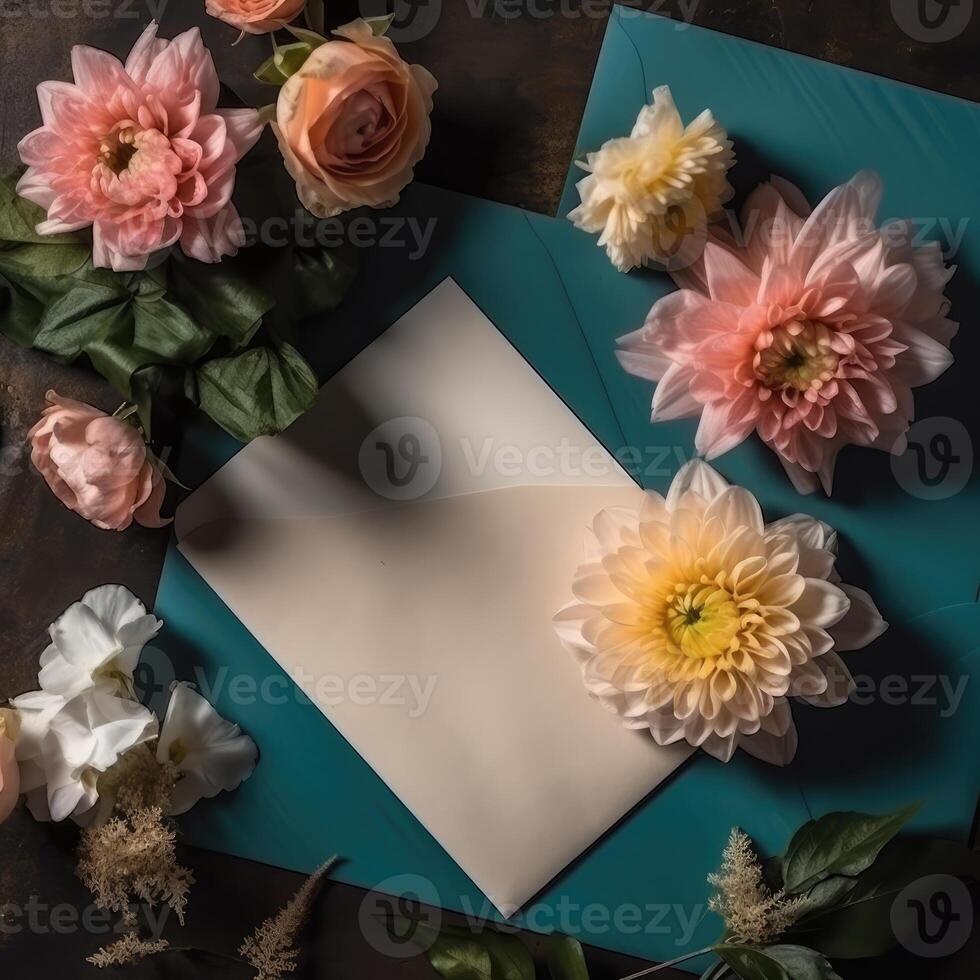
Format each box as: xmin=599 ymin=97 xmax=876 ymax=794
xmin=0 ymin=709 xmax=20 ymax=824
xmin=273 ymin=19 xmax=437 ymax=218
xmin=206 ymin=0 xmax=307 ymax=34
xmin=28 ymin=391 xmax=171 ymax=532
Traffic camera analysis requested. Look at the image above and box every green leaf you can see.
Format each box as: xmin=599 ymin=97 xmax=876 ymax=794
xmin=287 ymin=241 xmax=360 ymax=323
xmin=479 ymin=931 xmax=535 ymax=980
xmin=365 ymin=13 xmax=396 ymax=36
xmin=0 ymin=170 xmax=85 ymax=246
xmin=796 ymin=877 xmax=858 ymax=917
xmin=283 ymin=23 xmax=328 ymax=47
xmin=37 ymin=293 xmax=132 ymax=363
xmin=197 ymin=342 xmax=318 ymax=442
xmin=786 ymin=837 xmax=980 ymax=959
xmin=413 ymin=924 xmax=534 ymax=980
xmin=781 ymin=805 xmax=920 ymax=895
xmin=166 ymin=254 xmax=273 ymax=349
xmin=254 ymin=41 xmax=316 ymax=85
xmin=546 ymin=934 xmax=589 ymax=980
xmin=422 ymin=932 xmax=493 ymax=980
xmin=716 ymin=945 xmax=789 ymax=980
xmin=133 ymin=294 xmax=217 ymax=364
xmin=715 ymin=944 xmax=839 ymax=980
xmin=762 ymin=947 xmax=840 ymax=980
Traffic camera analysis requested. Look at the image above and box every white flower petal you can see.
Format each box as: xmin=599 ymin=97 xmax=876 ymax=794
xmin=49 ymin=601 xmax=120 ymax=670
xmin=739 ymin=720 xmax=798 ymax=766
xmin=10 ymin=690 xmax=65 ymax=762
xmin=79 ymin=584 xmax=149 ymax=633
xmin=800 ymin=652 xmax=855 ymax=707
xmin=765 ymin=514 xmax=837 ymax=554
xmin=702 ymin=732 xmax=738 ymax=763
xmin=17 ymin=690 xmax=156 ymax=823
xmin=704 ymin=486 xmax=765 ymax=535
xmin=37 ymin=653 xmax=90 ymax=700
xmin=828 ymin=584 xmax=888 ymax=651
xmin=158 ymin=683 xmax=257 ymax=816
xmin=666 ymin=458 xmax=729 ymax=510
xmin=39 ymin=586 xmax=160 ymax=699
xmin=792 ymin=578 xmax=850 ymax=629
xmin=117 ymin=614 xmax=163 ymax=650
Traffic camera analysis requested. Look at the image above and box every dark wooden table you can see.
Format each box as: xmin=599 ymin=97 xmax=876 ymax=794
xmin=1 ymin=2 xmax=978 ymax=977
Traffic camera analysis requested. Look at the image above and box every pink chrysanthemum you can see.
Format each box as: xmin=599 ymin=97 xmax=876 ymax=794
xmin=17 ymin=22 xmax=263 ymax=271
xmin=617 ymin=173 xmax=957 ymax=493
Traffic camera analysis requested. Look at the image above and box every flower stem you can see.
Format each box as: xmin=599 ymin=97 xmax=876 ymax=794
xmin=112 ymin=402 xmax=139 ymax=422
xmin=617 ymin=947 xmax=717 ymax=980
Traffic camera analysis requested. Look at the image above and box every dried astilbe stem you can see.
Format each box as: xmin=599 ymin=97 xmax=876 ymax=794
xmin=87 ymin=929 xmax=170 ymax=968
xmin=707 ymin=828 xmax=809 ymax=945
xmin=77 ymin=746 xmax=192 ymax=968
xmin=239 ymin=856 xmax=338 ymax=980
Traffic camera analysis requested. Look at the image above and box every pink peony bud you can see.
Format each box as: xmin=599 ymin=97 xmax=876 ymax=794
xmin=28 ymin=391 xmax=171 ymax=532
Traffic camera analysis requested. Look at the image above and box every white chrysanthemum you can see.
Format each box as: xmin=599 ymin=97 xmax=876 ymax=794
xmin=38 ymin=585 xmax=162 ymax=700
xmin=157 ymin=683 xmax=258 ymax=816
xmin=553 ymin=460 xmax=886 ymax=764
xmin=11 ymin=689 xmax=158 ymax=822
xmin=568 ymin=86 xmax=734 ymax=272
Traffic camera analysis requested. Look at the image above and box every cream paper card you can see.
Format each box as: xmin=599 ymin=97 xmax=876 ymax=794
xmin=176 ymin=278 xmax=693 ymax=915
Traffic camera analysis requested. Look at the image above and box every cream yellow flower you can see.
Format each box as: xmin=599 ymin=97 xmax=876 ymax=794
xmin=568 ymin=86 xmax=734 ymax=272
xmin=553 ymin=460 xmax=886 ymax=764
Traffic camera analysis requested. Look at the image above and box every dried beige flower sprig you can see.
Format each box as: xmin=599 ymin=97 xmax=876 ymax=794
xmin=77 ymin=753 xmax=193 ymax=925
xmin=240 ymin=857 xmax=338 ymax=980
xmin=707 ymin=829 xmax=809 ymax=945
xmin=78 ymin=748 xmax=192 ymax=968
xmin=613 ymin=804 xmax=950 ymax=980
xmin=87 ymin=928 xmax=171 ymax=969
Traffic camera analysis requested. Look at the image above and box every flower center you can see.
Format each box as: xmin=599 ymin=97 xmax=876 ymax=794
xmin=665 ymin=581 xmax=741 ymax=660
xmin=98 ymin=128 xmax=139 ymax=174
xmin=168 ymin=738 xmax=188 ymax=765
xmin=754 ymin=319 xmax=840 ymax=393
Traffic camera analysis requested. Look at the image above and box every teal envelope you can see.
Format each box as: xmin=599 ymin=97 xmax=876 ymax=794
xmin=155 ymin=8 xmax=980 ymax=967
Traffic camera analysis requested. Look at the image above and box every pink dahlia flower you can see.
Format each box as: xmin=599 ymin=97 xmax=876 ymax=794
xmin=17 ymin=22 xmax=263 ymax=271
xmin=617 ymin=173 xmax=957 ymax=493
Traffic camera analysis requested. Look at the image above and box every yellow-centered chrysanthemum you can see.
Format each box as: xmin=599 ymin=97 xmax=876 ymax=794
xmin=568 ymin=86 xmax=734 ymax=273
xmin=553 ymin=461 xmax=886 ymax=764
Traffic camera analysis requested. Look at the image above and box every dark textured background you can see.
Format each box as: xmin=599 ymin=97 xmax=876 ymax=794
xmin=1 ymin=1 xmax=978 ymax=977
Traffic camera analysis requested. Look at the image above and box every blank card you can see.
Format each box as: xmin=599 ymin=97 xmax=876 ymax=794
xmin=176 ymin=278 xmax=692 ymax=915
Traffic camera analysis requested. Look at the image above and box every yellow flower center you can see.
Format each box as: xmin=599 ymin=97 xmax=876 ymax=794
xmin=168 ymin=738 xmax=188 ymax=765
xmin=99 ymin=128 xmax=139 ymax=174
xmin=754 ymin=319 xmax=840 ymax=392
xmin=665 ymin=581 xmax=741 ymax=660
